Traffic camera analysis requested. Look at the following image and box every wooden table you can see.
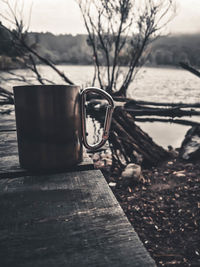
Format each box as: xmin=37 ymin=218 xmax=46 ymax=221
xmin=0 ymin=113 xmax=156 ymax=267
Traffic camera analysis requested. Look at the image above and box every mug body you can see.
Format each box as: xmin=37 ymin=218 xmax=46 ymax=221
xmin=13 ymin=85 xmax=82 ymax=170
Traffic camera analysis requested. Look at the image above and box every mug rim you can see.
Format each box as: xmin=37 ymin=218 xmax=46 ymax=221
xmin=13 ymin=84 xmax=80 ymax=90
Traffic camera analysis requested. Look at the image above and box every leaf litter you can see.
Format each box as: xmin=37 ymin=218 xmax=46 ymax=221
xmin=93 ymin=153 xmax=200 ymax=267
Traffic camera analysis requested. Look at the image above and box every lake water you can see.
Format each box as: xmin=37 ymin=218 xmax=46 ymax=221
xmin=1 ymin=65 xmax=200 ymax=149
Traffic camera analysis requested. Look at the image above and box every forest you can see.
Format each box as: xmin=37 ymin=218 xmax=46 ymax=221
xmin=0 ymin=22 xmax=200 ymax=69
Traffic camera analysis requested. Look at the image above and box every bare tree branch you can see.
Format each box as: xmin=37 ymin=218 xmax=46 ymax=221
xmin=0 ymin=0 xmax=74 ymax=86
xmin=78 ymin=0 xmax=176 ymax=96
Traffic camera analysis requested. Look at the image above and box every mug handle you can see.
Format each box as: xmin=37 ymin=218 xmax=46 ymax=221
xmin=80 ymin=87 xmax=115 ymax=150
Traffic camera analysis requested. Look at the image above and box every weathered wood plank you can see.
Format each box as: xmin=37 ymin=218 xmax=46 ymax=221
xmin=0 ymin=131 xmax=94 ymax=178
xmin=0 ymin=170 xmax=156 ymax=267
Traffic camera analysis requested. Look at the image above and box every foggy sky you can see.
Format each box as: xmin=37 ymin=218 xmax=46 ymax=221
xmin=0 ymin=0 xmax=199 ymax=35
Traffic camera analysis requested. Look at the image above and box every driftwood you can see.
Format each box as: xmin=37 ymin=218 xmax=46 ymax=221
xmin=88 ymin=98 xmax=200 ymax=120
xmin=109 ymin=107 xmax=170 ymax=168
xmin=87 ymin=100 xmax=199 ymax=169
xmin=88 ymin=100 xmax=200 ymax=121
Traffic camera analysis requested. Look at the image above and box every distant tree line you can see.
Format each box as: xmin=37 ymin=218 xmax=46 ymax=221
xmin=147 ymin=34 xmax=200 ymax=67
xmin=27 ymin=32 xmax=93 ymax=65
xmin=0 ymin=22 xmax=20 ymax=57
xmin=0 ymin=22 xmax=24 ymax=69
xmin=0 ymin=22 xmax=200 ymax=69
xmin=25 ymin=32 xmax=200 ymax=68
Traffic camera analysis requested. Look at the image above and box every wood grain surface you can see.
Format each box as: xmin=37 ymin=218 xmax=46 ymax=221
xmin=0 ymin=170 xmax=156 ymax=267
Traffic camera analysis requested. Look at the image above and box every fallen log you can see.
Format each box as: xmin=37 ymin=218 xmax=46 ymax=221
xmin=88 ymin=99 xmax=200 ymax=119
xmin=109 ymin=107 xmax=170 ymax=168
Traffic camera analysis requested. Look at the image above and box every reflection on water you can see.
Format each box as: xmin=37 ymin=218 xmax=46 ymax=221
xmin=127 ymin=66 xmax=200 ymax=103
xmin=1 ymin=65 xmax=200 ymax=148
xmin=87 ymin=116 xmax=103 ymax=147
xmin=137 ymin=120 xmax=189 ymax=149
xmin=3 ymin=65 xmax=200 ymax=103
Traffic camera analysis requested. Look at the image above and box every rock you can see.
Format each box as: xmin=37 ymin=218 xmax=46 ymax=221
xmin=121 ymin=163 xmax=144 ymax=184
xmin=109 ymin=182 xmax=116 ymax=187
xmin=179 ymin=126 xmax=200 ymax=161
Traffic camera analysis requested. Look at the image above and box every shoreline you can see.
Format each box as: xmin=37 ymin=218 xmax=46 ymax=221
xmin=1 ymin=61 xmax=199 ymax=72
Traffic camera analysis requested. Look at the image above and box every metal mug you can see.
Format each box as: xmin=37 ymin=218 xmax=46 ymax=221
xmin=13 ymin=85 xmax=114 ymax=170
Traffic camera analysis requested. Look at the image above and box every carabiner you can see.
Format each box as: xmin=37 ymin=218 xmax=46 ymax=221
xmin=80 ymin=87 xmax=114 ymax=150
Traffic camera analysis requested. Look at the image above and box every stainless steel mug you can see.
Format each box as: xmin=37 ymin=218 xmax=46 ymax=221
xmin=13 ymin=85 xmax=114 ymax=170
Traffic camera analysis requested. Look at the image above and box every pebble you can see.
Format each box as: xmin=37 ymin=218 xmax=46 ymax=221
xmin=109 ymin=182 xmax=116 ymax=187
xmin=121 ymin=163 xmax=142 ymax=183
